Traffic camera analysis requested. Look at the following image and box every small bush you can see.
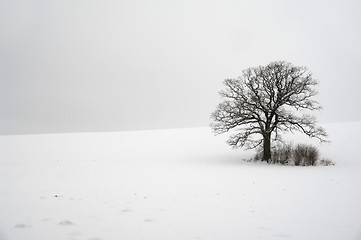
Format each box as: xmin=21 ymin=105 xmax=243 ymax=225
xmin=271 ymin=142 xmax=293 ymax=165
xmin=293 ymin=144 xmax=319 ymax=166
xmin=319 ymin=158 xmax=335 ymax=166
xmin=252 ymin=142 xmax=325 ymax=166
xmin=253 ymin=143 xmax=292 ymax=164
xmin=253 ymin=148 xmax=263 ymax=162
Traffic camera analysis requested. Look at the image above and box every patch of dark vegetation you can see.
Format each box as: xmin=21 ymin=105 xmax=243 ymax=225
xmin=293 ymin=144 xmax=319 ymax=166
xmin=318 ymin=158 xmax=335 ymax=166
xmin=253 ymin=143 xmax=334 ymax=166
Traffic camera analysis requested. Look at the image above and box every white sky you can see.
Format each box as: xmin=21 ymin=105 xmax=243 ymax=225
xmin=1 ymin=0 xmax=361 ymax=134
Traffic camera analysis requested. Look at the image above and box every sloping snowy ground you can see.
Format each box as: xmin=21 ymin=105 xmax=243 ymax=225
xmin=1 ymin=122 xmax=361 ymax=240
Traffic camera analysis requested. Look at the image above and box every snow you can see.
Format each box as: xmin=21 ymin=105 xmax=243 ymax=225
xmin=1 ymin=122 xmax=361 ymax=240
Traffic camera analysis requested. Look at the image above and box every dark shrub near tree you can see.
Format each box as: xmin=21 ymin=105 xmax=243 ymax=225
xmin=254 ymin=143 xmax=322 ymax=166
xmin=293 ymin=144 xmax=319 ymax=166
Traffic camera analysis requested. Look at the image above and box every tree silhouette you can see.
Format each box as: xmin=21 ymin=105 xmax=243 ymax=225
xmin=211 ymin=61 xmax=327 ymax=162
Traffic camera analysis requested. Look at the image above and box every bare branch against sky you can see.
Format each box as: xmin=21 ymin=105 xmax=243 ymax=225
xmin=1 ymin=0 xmax=360 ymax=134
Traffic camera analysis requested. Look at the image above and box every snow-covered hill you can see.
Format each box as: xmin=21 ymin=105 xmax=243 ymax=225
xmin=1 ymin=122 xmax=361 ymax=240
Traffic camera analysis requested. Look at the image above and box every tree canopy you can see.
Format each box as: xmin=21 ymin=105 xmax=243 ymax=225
xmin=211 ymin=61 xmax=327 ymax=162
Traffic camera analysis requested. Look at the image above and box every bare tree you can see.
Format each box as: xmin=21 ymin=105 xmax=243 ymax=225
xmin=211 ymin=61 xmax=327 ymax=162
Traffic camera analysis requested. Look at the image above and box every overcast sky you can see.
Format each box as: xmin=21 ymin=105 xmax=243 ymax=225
xmin=1 ymin=0 xmax=361 ymax=134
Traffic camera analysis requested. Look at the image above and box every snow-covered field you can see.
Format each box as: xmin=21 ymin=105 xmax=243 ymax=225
xmin=1 ymin=122 xmax=361 ymax=240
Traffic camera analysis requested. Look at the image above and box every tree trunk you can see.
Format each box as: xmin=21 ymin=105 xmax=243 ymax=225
xmin=262 ymin=133 xmax=271 ymax=163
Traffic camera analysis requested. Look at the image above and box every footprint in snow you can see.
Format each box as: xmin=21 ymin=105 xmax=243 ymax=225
xmin=59 ymin=220 xmax=74 ymax=226
xmin=272 ymin=233 xmax=293 ymax=238
xmin=41 ymin=218 xmax=53 ymax=222
xmin=67 ymin=232 xmax=82 ymax=237
xmin=121 ymin=208 xmax=132 ymax=213
xmin=143 ymin=218 xmax=155 ymax=222
xmin=257 ymin=226 xmax=273 ymax=231
xmin=14 ymin=224 xmax=31 ymax=228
